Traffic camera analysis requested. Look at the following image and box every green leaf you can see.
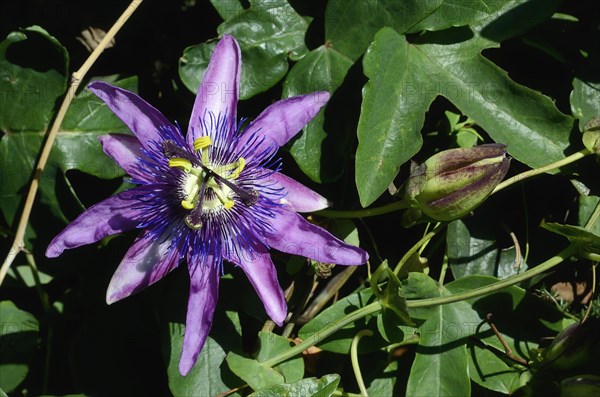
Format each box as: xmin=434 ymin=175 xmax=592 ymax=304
xmin=248 ymin=374 xmax=340 ymax=397
xmin=570 ymin=58 xmax=600 ymax=130
xmin=406 ymin=294 xmax=473 ymax=396
xmin=324 ymin=0 xmax=443 ymax=61
xmin=0 ymin=76 xmax=132 ymax=225
xmin=579 ymin=195 xmax=600 ymax=236
xmin=376 ymin=311 xmax=406 ymax=344
xmin=381 ymin=269 xmax=415 ymax=327
xmin=0 ymin=27 xmax=132 ymax=226
xmin=583 ymin=128 xmax=600 ymax=155
xmin=225 ymin=331 xmax=304 ymax=392
xmin=457 ymin=130 xmax=479 ymax=147
xmin=0 ymin=301 xmax=39 ymax=393
xmin=0 ymin=26 xmax=67 ymax=132
xmin=467 ymin=342 xmax=523 ymax=394
xmin=62 ymin=75 xmax=137 ymax=132
xmin=446 ymin=275 xmax=564 ymax=343
xmin=330 ymin=219 xmax=361 ymax=247
xmin=0 ymin=26 xmax=67 ymax=226
xmin=447 ymin=219 xmax=528 ymax=280
xmin=410 ymin=0 xmax=506 ymax=32
xmin=405 ymin=273 xmax=563 ymax=396
xmin=367 ymin=361 xmax=399 ymax=397
xmin=5 ymin=264 xmax=52 ymax=287
xmin=255 ymin=332 xmax=304 ymax=384
xmin=282 ymin=45 xmax=353 ymax=182
xmin=209 ymin=0 xmax=244 ymax=20
xmin=542 ymin=221 xmax=600 ymax=254
xmin=226 ymin=352 xmax=284 ymax=392
xmin=164 ymin=311 xmax=243 ymax=397
xmin=180 ymin=0 xmax=309 ymax=100
xmin=354 ymin=0 xmax=573 ymax=205
xmin=356 ymin=28 xmax=427 ymax=206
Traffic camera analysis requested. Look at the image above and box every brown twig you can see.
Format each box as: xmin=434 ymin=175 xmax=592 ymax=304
xmin=0 ymin=0 xmax=144 ymax=286
xmin=486 ymin=313 xmax=529 ymax=366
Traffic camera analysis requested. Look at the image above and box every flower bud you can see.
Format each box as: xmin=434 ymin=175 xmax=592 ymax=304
xmin=560 ymin=375 xmax=600 ymax=397
xmin=541 ymin=319 xmax=600 ymax=372
xmin=402 ymin=144 xmax=510 ymax=225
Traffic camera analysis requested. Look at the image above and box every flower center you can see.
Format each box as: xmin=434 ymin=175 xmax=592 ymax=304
xmin=162 ymin=137 xmax=258 ymax=230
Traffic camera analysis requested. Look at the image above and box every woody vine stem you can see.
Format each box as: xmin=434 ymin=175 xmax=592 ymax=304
xmin=0 ymin=0 xmax=144 ymax=286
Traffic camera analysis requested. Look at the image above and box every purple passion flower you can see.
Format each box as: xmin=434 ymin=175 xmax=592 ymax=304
xmin=46 ymin=35 xmax=368 ymax=375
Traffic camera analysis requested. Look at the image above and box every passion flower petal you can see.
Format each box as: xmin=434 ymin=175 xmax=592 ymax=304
xmin=179 ymin=258 xmax=220 ymax=376
xmin=106 ymin=230 xmax=181 ymax=304
xmin=88 ymin=81 xmax=173 ymax=150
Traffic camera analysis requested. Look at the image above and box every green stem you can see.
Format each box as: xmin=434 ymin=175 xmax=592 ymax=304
xmin=584 ymin=198 xmax=600 ymax=230
xmin=351 ymin=330 xmax=373 ymax=397
xmin=394 ymin=223 xmax=447 ymax=275
xmin=580 ymin=252 xmax=600 ymax=262
xmin=332 ymin=390 xmax=364 ymax=397
xmin=493 ymin=148 xmax=592 ymax=194
xmin=25 ymin=253 xmax=52 ymax=394
xmin=438 ymin=254 xmax=449 ymax=286
xmin=261 ymin=301 xmax=383 ymax=368
xmin=406 ymin=244 xmax=578 ymax=308
xmin=385 ymin=335 xmax=420 ymax=352
xmin=262 ymin=244 xmax=577 ymax=369
xmin=316 ymin=200 xmax=409 ymax=219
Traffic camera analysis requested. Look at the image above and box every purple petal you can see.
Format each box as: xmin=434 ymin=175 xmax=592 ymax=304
xmin=226 ymin=247 xmax=287 ymax=325
xmin=270 ymin=172 xmax=331 ymax=213
xmin=187 ymin=35 xmax=241 ymax=145
xmin=46 ymin=188 xmax=146 ymax=258
xmin=88 ymin=81 xmax=172 ymax=150
xmin=106 ymin=230 xmax=180 ymax=304
xmin=237 ymin=92 xmax=330 ymax=155
xmin=267 ymin=209 xmax=368 ymax=265
xmin=179 ymin=260 xmax=220 ymax=376
xmin=98 ymin=134 xmax=148 ymax=181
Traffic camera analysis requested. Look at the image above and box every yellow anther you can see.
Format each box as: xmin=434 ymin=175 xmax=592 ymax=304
xmin=193 ymin=136 xmax=212 ymax=151
xmin=230 ymin=157 xmax=246 ymax=179
xmin=181 ymin=199 xmax=195 ymax=210
xmin=213 ymin=186 xmax=235 ymax=210
xmin=224 ymin=199 xmax=235 ymax=210
xmin=168 ymin=158 xmax=192 ymax=173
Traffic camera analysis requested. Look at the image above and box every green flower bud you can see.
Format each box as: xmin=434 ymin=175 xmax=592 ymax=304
xmin=542 ymin=319 xmax=600 ymax=372
xmin=402 ymin=144 xmax=510 ymax=226
xmin=560 ymin=375 xmax=600 ymax=397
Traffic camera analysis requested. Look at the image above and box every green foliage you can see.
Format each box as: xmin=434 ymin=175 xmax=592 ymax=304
xmin=164 ymin=311 xmax=243 ymax=396
xmin=0 ymin=301 xmax=39 ymax=393
xmin=0 ymin=26 xmax=130 ymax=227
xmin=2 ymin=0 xmax=600 ymax=396
xmin=248 ymin=374 xmax=340 ymax=397
xmin=447 ymin=219 xmax=528 ymax=279
xmin=226 ymin=332 xmax=304 ymax=392
xmin=180 ymin=0 xmax=309 ymax=99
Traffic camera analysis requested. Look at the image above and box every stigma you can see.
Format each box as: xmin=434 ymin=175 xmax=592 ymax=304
xmin=162 ymin=137 xmax=258 ymax=229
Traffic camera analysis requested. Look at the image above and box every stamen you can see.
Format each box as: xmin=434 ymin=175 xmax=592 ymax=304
xmin=185 ymin=206 xmax=203 ymax=229
xmin=218 ymin=177 xmax=259 ymax=207
xmin=162 ymin=140 xmax=198 ymax=165
xmin=209 ymin=179 xmax=235 ymax=209
xmin=184 ymin=177 xmax=209 ymax=229
xmin=231 ymin=157 xmax=246 ymax=179
xmin=200 ymin=165 xmax=258 ymax=207
xmin=181 ymin=199 xmax=195 ymax=210
xmin=168 ymin=158 xmax=192 ymax=173
xmin=213 ymin=157 xmax=245 ymax=178
xmin=193 ymin=136 xmax=212 ymax=152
